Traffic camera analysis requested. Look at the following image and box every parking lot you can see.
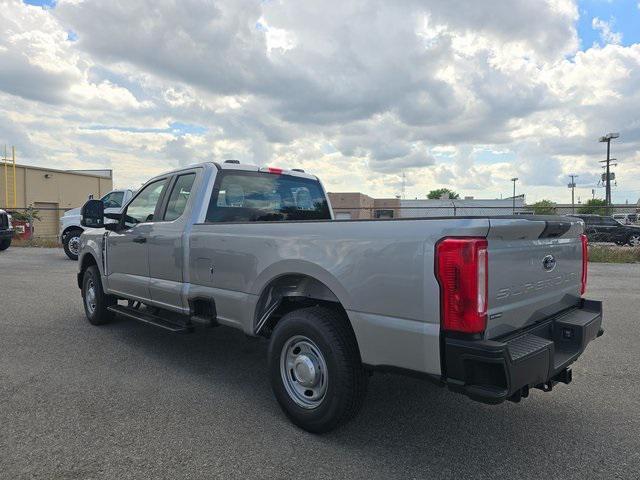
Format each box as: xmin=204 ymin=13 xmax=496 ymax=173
xmin=1 ymin=248 xmax=639 ymax=479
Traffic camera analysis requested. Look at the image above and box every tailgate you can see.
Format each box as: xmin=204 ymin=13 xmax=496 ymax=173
xmin=485 ymin=216 xmax=584 ymax=339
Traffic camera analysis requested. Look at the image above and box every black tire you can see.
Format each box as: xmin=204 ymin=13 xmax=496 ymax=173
xmin=268 ymin=306 xmax=367 ymax=433
xmin=81 ymin=265 xmax=115 ymax=325
xmin=63 ymin=229 xmax=82 ymax=260
xmin=627 ymin=233 xmax=640 ymax=248
xmin=0 ymin=238 xmax=10 ymax=251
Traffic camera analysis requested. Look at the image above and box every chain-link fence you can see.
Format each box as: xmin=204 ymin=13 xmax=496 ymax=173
xmin=2 ymin=204 xmax=639 ymax=244
xmin=331 ymin=204 xmax=639 ymax=220
xmin=2 ymin=206 xmax=73 ymax=243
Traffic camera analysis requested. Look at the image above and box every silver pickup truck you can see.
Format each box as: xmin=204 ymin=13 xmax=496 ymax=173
xmin=77 ymin=161 xmax=603 ymax=433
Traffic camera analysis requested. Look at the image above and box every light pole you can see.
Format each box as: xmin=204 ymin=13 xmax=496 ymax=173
xmin=568 ymin=174 xmax=578 ymax=214
xmin=511 ymin=177 xmax=518 ymax=214
xmin=599 ymin=132 xmax=619 ymax=215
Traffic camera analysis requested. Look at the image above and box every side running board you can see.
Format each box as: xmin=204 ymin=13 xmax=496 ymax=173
xmin=107 ymin=305 xmax=194 ymax=334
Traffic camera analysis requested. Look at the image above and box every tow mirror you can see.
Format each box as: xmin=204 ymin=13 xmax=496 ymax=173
xmin=81 ymin=199 xmax=104 ymax=228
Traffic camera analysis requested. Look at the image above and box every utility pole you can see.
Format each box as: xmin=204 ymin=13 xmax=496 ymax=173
xmin=568 ymin=174 xmax=578 ymax=214
xmin=511 ymin=177 xmax=518 ymax=214
xmin=599 ymin=132 xmax=619 ymax=215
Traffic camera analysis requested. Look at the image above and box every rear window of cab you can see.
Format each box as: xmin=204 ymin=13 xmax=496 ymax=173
xmin=205 ymin=171 xmax=330 ymax=223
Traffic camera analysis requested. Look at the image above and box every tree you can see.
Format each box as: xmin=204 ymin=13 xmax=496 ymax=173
xmin=578 ymin=198 xmax=606 ymax=215
xmin=427 ymin=188 xmax=460 ymax=200
xmin=531 ymin=199 xmax=556 ymax=215
xmin=9 ymin=205 xmax=41 ymax=222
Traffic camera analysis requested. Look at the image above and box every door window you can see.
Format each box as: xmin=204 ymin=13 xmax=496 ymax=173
xmin=101 ymin=191 xmax=125 ymax=209
xmin=124 ymin=179 xmax=167 ymax=227
xmin=163 ymin=173 xmax=196 ymax=221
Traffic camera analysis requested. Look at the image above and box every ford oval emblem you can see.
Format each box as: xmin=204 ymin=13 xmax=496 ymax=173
xmin=542 ymin=254 xmax=557 ymax=272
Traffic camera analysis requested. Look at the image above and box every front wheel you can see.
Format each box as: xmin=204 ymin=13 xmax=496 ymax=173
xmin=268 ymin=306 xmax=368 ymax=433
xmin=63 ymin=230 xmax=82 ymax=260
xmin=82 ymin=265 xmax=115 ymax=325
xmin=628 ymin=234 xmax=640 ymax=247
xmin=0 ymin=238 xmax=10 ymax=251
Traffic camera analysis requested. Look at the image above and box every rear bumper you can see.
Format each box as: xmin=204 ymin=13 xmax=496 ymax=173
xmin=444 ymin=299 xmax=603 ymax=404
xmin=0 ymin=229 xmax=14 ymax=240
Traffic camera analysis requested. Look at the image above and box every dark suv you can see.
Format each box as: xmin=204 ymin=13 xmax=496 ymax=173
xmin=568 ymin=214 xmax=640 ymax=246
xmin=0 ymin=209 xmax=13 ymax=251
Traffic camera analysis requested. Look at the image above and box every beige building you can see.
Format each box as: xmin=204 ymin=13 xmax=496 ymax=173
xmin=0 ymin=163 xmax=113 ymax=238
xmin=329 ymin=192 xmax=529 ymax=219
xmin=328 ymin=192 xmax=401 ymax=219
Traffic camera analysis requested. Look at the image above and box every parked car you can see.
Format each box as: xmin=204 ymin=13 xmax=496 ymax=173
xmin=60 ymin=189 xmax=134 ymax=260
xmin=568 ymin=214 xmax=640 ymax=246
xmin=612 ymin=213 xmax=639 ymax=225
xmin=0 ymin=209 xmax=14 ymax=251
xmin=77 ymin=161 xmax=603 ymax=433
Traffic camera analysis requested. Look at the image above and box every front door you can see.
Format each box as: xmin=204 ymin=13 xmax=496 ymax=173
xmin=147 ymin=170 xmax=198 ymax=312
xmin=106 ymin=178 xmax=168 ymax=300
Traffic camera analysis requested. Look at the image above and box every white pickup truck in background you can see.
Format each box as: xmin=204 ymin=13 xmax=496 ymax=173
xmin=60 ymin=189 xmax=134 ymax=260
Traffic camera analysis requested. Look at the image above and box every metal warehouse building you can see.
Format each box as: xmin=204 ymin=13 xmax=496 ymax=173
xmin=0 ymin=163 xmax=113 ymax=238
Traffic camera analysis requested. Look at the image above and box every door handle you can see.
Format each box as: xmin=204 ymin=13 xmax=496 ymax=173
xmin=132 ymin=236 xmax=147 ymax=244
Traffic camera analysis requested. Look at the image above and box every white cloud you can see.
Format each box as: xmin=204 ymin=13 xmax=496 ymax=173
xmin=592 ymin=17 xmax=623 ymax=45
xmin=0 ymin=0 xmax=638 ymax=203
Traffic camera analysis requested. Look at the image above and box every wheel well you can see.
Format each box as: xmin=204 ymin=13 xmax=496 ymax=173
xmin=254 ymin=274 xmax=348 ymax=337
xmin=77 ymin=253 xmax=97 ymax=288
xmin=62 ymin=226 xmax=83 ymax=239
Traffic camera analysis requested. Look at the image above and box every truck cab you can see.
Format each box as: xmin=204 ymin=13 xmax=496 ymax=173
xmin=60 ymin=189 xmax=134 ymax=260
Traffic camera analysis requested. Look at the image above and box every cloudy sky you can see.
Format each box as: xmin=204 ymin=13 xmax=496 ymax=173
xmin=1 ymin=0 xmax=640 ymax=204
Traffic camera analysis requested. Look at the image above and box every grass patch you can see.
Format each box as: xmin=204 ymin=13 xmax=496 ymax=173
xmin=12 ymin=237 xmax=61 ymax=248
xmin=589 ymin=245 xmax=640 ymax=263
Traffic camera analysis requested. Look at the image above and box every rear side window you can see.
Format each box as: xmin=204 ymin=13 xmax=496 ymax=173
xmin=163 ymin=173 xmax=196 ymax=221
xmin=205 ymin=171 xmax=330 ymax=222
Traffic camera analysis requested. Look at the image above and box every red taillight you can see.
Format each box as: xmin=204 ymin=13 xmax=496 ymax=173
xmin=436 ymin=237 xmax=488 ymax=334
xmin=580 ymin=234 xmax=588 ymax=295
xmin=267 ymin=167 xmax=283 ymax=174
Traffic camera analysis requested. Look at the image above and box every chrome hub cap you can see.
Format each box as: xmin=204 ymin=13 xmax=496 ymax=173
xmin=85 ymin=280 xmax=97 ymax=315
xmin=69 ymin=236 xmax=80 ymax=256
xmin=280 ymin=336 xmax=328 ymax=409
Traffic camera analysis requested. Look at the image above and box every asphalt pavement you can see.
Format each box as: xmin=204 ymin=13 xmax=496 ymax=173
xmin=1 ymin=248 xmax=639 ymax=479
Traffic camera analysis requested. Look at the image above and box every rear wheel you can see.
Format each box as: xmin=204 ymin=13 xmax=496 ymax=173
xmin=82 ymin=265 xmax=115 ymax=325
xmin=628 ymin=234 xmax=640 ymax=247
xmin=63 ymin=229 xmax=82 ymax=260
xmin=268 ymin=306 xmax=367 ymax=433
xmin=0 ymin=238 xmax=10 ymax=251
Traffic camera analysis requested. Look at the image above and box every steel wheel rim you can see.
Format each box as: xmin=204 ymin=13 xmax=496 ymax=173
xmin=69 ymin=236 xmax=80 ymax=256
xmin=85 ymin=280 xmax=97 ymax=314
xmin=280 ymin=335 xmax=328 ymax=409
xmin=629 ymin=235 xmax=640 ymax=247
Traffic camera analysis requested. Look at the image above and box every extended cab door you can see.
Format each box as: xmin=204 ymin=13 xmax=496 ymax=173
xmin=106 ymin=178 xmax=169 ymax=300
xmin=146 ymin=169 xmax=199 ymax=312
